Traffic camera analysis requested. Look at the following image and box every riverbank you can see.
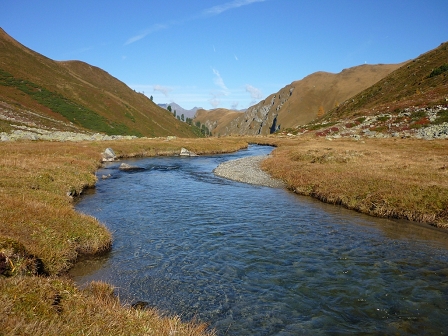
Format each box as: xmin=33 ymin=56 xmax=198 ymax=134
xmin=1 ymin=136 xmax=448 ymax=334
xmin=260 ymin=137 xmax=448 ymax=229
xmin=0 ymin=137 xmax=250 ymax=336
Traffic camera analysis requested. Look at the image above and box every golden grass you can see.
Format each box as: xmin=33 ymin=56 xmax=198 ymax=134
xmin=1 ymin=135 xmax=448 ymax=335
xmin=0 ymin=277 xmax=213 ymax=336
xmin=261 ymin=137 xmax=448 ymax=228
xmin=0 ymin=137 xmax=248 ymax=335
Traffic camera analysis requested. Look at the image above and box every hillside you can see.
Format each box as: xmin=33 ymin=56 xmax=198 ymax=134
xmin=194 ymin=108 xmax=244 ymax=135
xmin=0 ymin=28 xmax=199 ymax=138
xmin=194 ymin=63 xmax=402 ymax=136
xmin=284 ymin=41 xmax=448 ymax=140
xmin=325 ymin=42 xmax=448 ymax=120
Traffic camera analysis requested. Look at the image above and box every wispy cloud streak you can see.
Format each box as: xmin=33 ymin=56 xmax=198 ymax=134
xmin=245 ymin=84 xmax=262 ymax=104
xmin=125 ymin=0 xmax=266 ymax=45
xmin=202 ymin=0 xmax=266 ymax=16
xmin=125 ymin=24 xmax=168 ymax=45
xmin=212 ymin=68 xmax=229 ymax=94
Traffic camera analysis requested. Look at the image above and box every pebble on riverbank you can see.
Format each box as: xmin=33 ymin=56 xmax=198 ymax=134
xmin=214 ymin=155 xmax=284 ymax=188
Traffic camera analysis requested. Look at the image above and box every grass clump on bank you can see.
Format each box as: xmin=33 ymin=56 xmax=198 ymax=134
xmin=261 ymin=137 xmax=448 ymax=228
xmin=1 ymin=137 xmax=248 ymax=335
xmin=0 ymin=277 xmax=212 ymax=336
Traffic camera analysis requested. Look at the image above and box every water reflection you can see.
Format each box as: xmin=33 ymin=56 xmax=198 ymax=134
xmin=72 ymin=145 xmax=448 ymax=335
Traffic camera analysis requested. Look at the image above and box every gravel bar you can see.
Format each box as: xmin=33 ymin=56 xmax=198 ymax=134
xmin=213 ymin=155 xmax=285 ymax=188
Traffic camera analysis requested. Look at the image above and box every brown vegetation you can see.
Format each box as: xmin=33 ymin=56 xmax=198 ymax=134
xmin=0 ymin=137 xmax=249 ymax=335
xmin=261 ymin=137 xmax=448 ymax=228
xmin=0 ymin=277 xmax=212 ymax=336
xmin=0 ymin=28 xmax=198 ymax=138
xmin=326 ymin=41 xmax=448 ymax=120
xmin=193 ymin=64 xmax=402 ymax=136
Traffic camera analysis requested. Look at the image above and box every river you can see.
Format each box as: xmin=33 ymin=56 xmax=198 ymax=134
xmin=72 ymin=145 xmax=448 ymax=335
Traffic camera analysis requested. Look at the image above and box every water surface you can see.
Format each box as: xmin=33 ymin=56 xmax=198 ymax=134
xmin=72 ymin=145 xmax=448 ymax=335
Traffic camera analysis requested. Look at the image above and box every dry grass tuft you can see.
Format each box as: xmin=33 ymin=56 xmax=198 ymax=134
xmin=0 ymin=276 xmax=215 ymax=336
xmin=261 ymin=137 xmax=448 ymax=228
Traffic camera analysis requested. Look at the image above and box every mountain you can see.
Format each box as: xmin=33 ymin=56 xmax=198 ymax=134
xmin=277 ymin=41 xmax=448 ymax=140
xmin=324 ymin=41 xmax=448 ymax=121
xmin=0 ymin=28 xmax=199 ymax=138
xmin=194 ymin=64 xmax=402 ymax=136
xmin=158 ymin=103 xmax=201 ymax=119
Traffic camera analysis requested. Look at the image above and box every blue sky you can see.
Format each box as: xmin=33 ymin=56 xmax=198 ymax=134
xmin=2 ymin=1 xmax=448 ymax=110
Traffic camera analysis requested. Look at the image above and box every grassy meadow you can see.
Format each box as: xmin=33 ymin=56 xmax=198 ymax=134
xmin=1 ymin=135 xmax=448 ymax=335
xmin=0 ymin=137 xmax=249 ymax=336
xmin=261 ymin=137 xmax=448 ymax=228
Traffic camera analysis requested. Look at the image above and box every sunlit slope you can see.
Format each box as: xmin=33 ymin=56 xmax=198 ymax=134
xmin=193 ymin=108 xmax=243 ymax=136
xmin=324 ymin=41 xmax=448 ymax=121
xmin=0 ymin=28 xmax=198 ymax=137
xmin=194 ymin=63 xmax=402 ymax=136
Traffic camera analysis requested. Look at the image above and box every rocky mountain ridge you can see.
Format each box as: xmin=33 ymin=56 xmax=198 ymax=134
xmin=194 ymin=64 xmax=402 ymax=136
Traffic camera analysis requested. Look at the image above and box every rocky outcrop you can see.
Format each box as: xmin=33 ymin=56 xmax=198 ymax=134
xmin=223 ymin=86 xmax=294 ymax=136
xmin=198 ymin=64 xmax=402 ymax=136
xmin=0 ymin=125 xmax=139 ymax=142
xmin=280 ymin=105 xmax=448 ymax=141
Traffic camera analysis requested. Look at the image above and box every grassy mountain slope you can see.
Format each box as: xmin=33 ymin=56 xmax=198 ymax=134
xmin=0 ymin=28 xmax=198 ymax=138
xmin=275 ymin=41 xmax=448 ymax=141
xmin=324 ymin=41 xmax=448 ymax=121
xmin=194 ymin=64 xmax=401 ymax=136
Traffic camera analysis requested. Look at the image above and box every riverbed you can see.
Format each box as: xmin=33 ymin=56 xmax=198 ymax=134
xmin=72 ymin=145 xmax=448 ymax=335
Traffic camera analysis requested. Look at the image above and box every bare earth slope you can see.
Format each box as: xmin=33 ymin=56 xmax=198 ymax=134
xmin=0 ymin=28 xmax=198 ymax=138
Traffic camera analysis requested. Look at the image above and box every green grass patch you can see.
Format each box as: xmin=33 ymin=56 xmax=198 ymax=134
xmin=428 ymin=64 xmax=448 ymax=78
xmin=0 ymin=69 xmax=140 ymax=136
xmin=435 ymin=109 xmax=448 ymax=124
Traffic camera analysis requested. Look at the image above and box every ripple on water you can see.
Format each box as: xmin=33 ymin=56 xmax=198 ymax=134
xmin=73 ymin=145 xmax=448 ymax=335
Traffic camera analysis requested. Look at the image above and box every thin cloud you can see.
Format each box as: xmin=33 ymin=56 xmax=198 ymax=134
xmin=209 ymin=92 xmax=222 ymax=108
xmin=245 ymin=84 xmax=262 ymax=100
xmin=125 ymin=0 xmax=266 ymax=45
xmin=125 ymin=24 xmax=168 ymax=45
xmin=234 ymin=54 xmax=239 ymax=61
xmin=153 ymin=84 xmax=173 ymax=97
xmin=203 ymin=0 xmax=266 ymax=16
xmin=212 ymin=68 xmax=230 ymax=95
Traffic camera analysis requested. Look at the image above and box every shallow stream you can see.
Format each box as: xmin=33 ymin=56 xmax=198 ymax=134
xmin=72 ymin=145 xmax=448 ymax=335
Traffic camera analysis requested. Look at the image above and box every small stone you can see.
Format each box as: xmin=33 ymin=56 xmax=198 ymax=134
xmin=180 ymin=148 xmax=198 ymax=156
xmin=119 ymin=163 xmax=144 ymax=171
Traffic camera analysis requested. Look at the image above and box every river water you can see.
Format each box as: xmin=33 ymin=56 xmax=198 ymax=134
xmin=72 ymin=145 xmax=448 ymax=335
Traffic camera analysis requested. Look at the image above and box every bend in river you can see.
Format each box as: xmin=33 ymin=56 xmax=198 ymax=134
xmin=72 ymin=145 xmax=448 ymax=335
